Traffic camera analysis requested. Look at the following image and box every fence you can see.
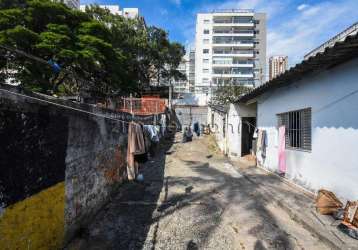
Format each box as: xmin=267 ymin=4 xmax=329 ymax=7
xmin=117 ymin=96 xmax=167 ymax=115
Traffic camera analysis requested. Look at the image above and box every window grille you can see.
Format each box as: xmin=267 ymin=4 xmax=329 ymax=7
xmin=277 ymin=108 xmax=311 ymax=151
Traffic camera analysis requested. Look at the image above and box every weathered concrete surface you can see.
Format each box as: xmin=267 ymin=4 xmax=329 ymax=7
xmin=231 ymin=159 xmax=358 ymax=249
xmin=68 ymin=134 xmax=355 ymax=250
xmin=0 ymin=87 xmax=132 ymax=249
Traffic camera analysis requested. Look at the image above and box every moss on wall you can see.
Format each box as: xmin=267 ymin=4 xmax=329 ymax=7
xmin=0 ymin=182 xmax=65 ymax=250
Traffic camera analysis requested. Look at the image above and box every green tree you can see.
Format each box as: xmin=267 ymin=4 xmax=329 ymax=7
xmin=0 ymin=0 xmax=185 ymax=98
xmin=211 ymin=84 xmax=251 ymax=105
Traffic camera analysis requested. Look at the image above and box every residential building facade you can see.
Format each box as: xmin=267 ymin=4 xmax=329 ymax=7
xmin=239 ymin=31 xmax=358 ymax=201
xmin=208 ymin=103 xmax=256 ymax=158
xmin=269 ymin=56 xmax=288 ymax=80
xmin=172 ymin=54 xmax=190 ymax=93
xmin=188 ymin=49 xmax=196 ymax=93
xmin=194 ymin=10 xmax=266 ymax=94
xmin=171 ymin=49 xmax=196 ymax=94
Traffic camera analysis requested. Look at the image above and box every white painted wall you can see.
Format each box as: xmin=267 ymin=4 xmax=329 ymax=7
xmin=208 ymin=103 xmax=256 ymax=157
xmin=227 ymin=103 xmax=256 ymax=158
xmin=173 ymin=93 xmax=209 ymax=106
xmin=208 ymin=107 xmax=227 ymax=152
xmin=195 ymin=13 xmax=213 ymax=94
xmin=256 ymin=58 xmax=358 ymax=201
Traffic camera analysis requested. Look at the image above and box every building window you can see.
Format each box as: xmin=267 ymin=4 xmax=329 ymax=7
xmin=202 ymin=78 xmax=209 ymax=83
xmin=203 ymin=69 xmax=209 ymax=73
xmin=203 ymin=39 xmax=210 ymax=44
xmin=204 ymin=29 xmax=210 ymax=34
xmin=203 ymin=49 xmax=209 ymax=54
xmin=204 ymin=19 xmax=210 ymax=24
xmin=203 ymin=59 xmax=209 ymax=63
xmin=277 ymin=108 xmax=312 ymax=151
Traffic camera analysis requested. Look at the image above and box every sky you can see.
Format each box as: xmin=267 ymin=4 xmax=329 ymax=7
xmin=81 ymin=0 xmax=358 ymax=66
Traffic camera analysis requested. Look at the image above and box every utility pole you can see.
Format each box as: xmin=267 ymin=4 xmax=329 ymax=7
xmin=168 ymin=82 xmax=172 ymax=110
xmin=130 ymin=93 xmax=134 ymax=120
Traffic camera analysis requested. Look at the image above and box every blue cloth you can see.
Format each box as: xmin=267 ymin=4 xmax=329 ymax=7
xmin=48 ymin=59 xmax=61 ymax=73
xmin=193 ymin=122 xmax=200 ymax=136
xmin=143 ymin=125 xmax=159 ymax=143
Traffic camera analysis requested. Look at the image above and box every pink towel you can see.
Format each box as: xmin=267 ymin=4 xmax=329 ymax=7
xmin=278 ymin=126 xmax=286 ymax=173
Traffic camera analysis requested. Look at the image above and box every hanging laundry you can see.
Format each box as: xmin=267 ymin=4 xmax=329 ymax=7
xmin=48 ymin=59 xmax=61 ymax=73
xmin=143 ymin=125 xmax=159 ymax=143
xmin=127 ymin=122 xmax=146 ymax=181
xmin=253 ymin=129 xmax=258 ymax=139
xmin=261 ymin=130 xmax=267 ymax=158
xmin=160 ymin=114 xmax=166 ymax=136
xmin=193 ymin=122 xmax=200 ymax=137
xmin=257 ymin=130 xmax=263 ymax=150
xmin=155 ymin=125 xmax=161 ymax=139
xmin=278 ymin=126 xmax=286 ymax=174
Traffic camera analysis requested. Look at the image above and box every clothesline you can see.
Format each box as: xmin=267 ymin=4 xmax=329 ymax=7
xmin=0 ymin=88 xmax=164 ymax=125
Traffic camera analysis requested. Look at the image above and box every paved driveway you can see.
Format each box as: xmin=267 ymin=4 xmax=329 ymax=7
xmin=69 ymin=134 xmax=331 ymax=250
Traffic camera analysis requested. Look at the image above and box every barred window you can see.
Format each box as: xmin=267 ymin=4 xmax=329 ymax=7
xmin=277 ymin=108 xmax=312 ymax=151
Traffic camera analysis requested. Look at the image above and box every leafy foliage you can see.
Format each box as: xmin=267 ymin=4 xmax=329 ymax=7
xmin=210 ymin=84 xmax=251 ymax=105
xmin=0 ymin=0 xmax=185 ymax=98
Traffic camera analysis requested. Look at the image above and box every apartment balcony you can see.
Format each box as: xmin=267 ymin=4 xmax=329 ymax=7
xmin=212 ymin=50 xmax=254 ymax=58
xmin=212 ymin=61 xmax=254 ymax=67
xmin=212 ymin=31 xmax=254 ymax=37
xmin=212 ymin=41 xmax=254 ymax=48
xmin=212 ymin=72 xmax=254 ymax=78
xmin=212 ymin=22 xmax=254 ymax=28
xmin=212 ymin=77 xmax=255 ymax=87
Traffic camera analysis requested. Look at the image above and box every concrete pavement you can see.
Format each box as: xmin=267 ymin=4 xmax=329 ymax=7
xmin=68 ymin=134 xmax=357 ymax=250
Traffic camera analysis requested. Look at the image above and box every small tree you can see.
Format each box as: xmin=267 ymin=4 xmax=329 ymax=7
xmin=210 ymin=84 xmax=251 ymax=105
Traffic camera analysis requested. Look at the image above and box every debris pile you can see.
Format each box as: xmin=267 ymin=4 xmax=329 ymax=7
xmin=316 ymin=189 xmax=358 ymax=240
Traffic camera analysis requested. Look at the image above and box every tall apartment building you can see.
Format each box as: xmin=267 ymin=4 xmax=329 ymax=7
xmin=195 ymin=10 xmax=266 ymax=94
xmin=269 ymin=56 xmax=288 ymax=80
xmin=172 ymin=55 xmax=190 ymax=93
xmin=171 ymin=49 xmax=195 ymax=93
xmin=188 ymin=49 xmax=196 ymax=92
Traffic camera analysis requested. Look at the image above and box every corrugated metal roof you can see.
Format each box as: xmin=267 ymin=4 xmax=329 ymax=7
xmin=239 ymin=31 xmax=358 ymax=103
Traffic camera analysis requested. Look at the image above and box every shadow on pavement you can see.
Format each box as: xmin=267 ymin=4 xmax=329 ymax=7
xmin=150 ymin=158 xmax=297 ymax=249
xmin=68 ymin=134 xmax=175 ymax=250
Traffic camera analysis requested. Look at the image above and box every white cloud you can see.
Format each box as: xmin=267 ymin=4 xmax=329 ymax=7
xmin=268 ymin=0 xmax=358 ymax=66
xmin=170 ymin=0 xmax=181 ymax=7
xmin=201 ymin=0 xmax=287 ymax=19
xmin=159 ymin=8 xmax=169 ymax=16
xmin=297 ymin=4 xmax=309 ymax=11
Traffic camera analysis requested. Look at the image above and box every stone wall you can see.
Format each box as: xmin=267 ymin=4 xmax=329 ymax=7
xmin=0 ymin=87 xmax=154 ymax=249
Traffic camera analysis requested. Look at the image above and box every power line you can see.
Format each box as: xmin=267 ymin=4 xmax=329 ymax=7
xmin=0 ymin=44 xmax=97 ymax=91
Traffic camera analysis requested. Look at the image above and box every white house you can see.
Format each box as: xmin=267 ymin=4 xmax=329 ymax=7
xmin=208 ymin=105 xmax=228 ymax=153
xmin=208 ymin=103 xmax=256 ymax=158
xmin=239 ymin=32 xmax=358 ymax=201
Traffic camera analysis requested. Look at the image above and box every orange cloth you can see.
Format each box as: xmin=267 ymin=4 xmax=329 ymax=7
xmin=127 ymin=122 xmax=146 ymax=180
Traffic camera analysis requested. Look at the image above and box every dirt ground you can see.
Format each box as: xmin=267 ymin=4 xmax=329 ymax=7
xmin=69 ymin=134 xmax=334 ymax=250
